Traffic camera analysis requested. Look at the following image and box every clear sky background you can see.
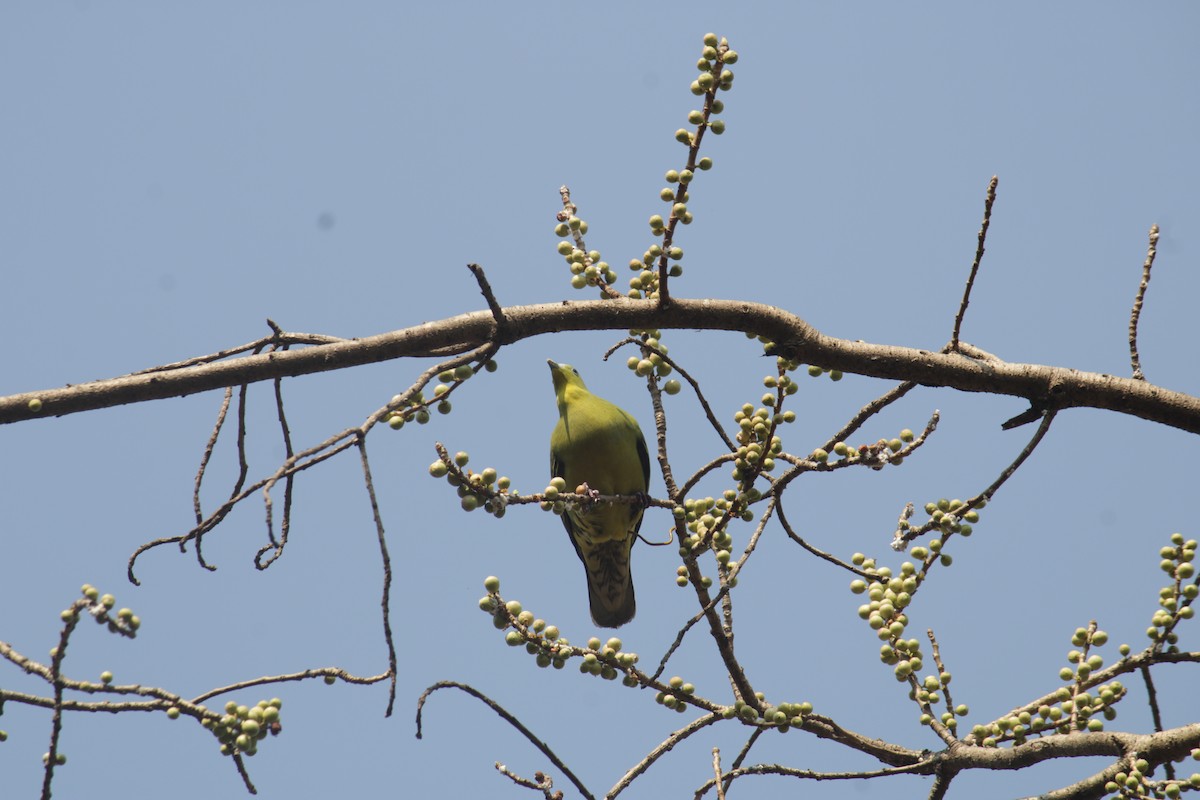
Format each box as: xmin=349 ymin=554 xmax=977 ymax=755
xmin=3 ymin=4 xmax=1199 ymax=799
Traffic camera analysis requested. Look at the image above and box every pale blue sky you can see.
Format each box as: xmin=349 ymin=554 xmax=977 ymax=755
xmin=3 ymin=4 xmax=1199 ymax=799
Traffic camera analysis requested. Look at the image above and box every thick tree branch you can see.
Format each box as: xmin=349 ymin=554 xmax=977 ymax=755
xmin=4 ymin=298 xmax=1200 ymax=433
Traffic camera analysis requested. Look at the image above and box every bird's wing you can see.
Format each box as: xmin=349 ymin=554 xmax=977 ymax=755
xmin=633 ymin=422 xmax=650 ymax=536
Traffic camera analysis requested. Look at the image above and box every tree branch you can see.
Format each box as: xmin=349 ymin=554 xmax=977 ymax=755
xmin=4 ymin=299 xmax=1199 ymax=433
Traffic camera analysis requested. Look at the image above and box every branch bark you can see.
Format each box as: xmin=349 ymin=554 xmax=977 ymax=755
xmin=5 ymin=298 xmax=1200 ymax=433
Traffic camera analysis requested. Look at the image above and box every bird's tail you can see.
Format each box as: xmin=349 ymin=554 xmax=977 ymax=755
xmin=583 ymin=538 xmax=636 ymax=628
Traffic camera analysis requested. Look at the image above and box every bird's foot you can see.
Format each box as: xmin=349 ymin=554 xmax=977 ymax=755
xmin=575 ymin=481 xmax=602 ymax=500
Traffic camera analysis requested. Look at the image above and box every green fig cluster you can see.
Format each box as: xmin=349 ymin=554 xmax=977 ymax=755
xmin=906 ymin=672 xmax=958 ymax=730
xmin=631 ymin=35 xmax=736 ymax=299
xmin=1149 ymin=533 xmax=1198 ymax=650
xmin=720 ymin=694 xmax=812 ymax=731
xmin=849 ymin=555 xmax=925 ymax=675
xmin=967 ymin=624 xmax=1126 ymax=746
xmin=200 ymin=698 xmax=282 ymax=758
xmin=429 ymin=449 xmax=515 ymax=518
xmin=901 ymin=498 xmax=983 ymax=561
xmin=805 ymin=365 xmax=844 ymax=382
xmin=823 ymin=438 xmax=908 ymax=471
xmin=78 ymin=584 xmax=140 ymax=638
xmin=539 ymin=476 xmax=569 ymax=516
xmin=385 ymin=390 xmax=433 ymax=429
xmin=923 ymin=498 xmax=980 ymax=537
xmin=972 ymin=681 xmax=1125 ymax=747
xmin=731 ymin=403 xmax=783 ymax=483
xmin=691 ymin=33 xmax=737 ymax=100
xmin=678 ymin=494 xmax=754 ymax=555
xmin=674 ymin=492 xmax=759 ymax=592
xmin=1108 ymin=760 xmax=1200 ymax=798
xmin=623 ymin=333 xmax=673 ymax=379
xmin=554 ymin=212 xmax=616 ymax=292
xmin=632 ymin=220 xmax=685 ymax=300
xmin=385 ymin=361 xmax=496 ymax=428
xmin=654 ymin=675 xmax=697 ymax=714
xmin=757 ymin=699 xmax=813 ymax=731
xmin=480 ymin=577 xmax=640 ymax=680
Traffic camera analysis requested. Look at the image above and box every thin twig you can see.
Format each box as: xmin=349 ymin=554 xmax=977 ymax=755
xmin=255 ymin=368 xmax=297 ymax=568
xmin=951 ymin=175 xmax=998 ymax=351
xmin=774 ymin=496 xmax=871 ymax=576
xmin=723 ymin=728 xmax=763 ymax=796
xmin=976 ymin=409 xmax=1056 ymax=504
xmin=40 ymin=604 xmax=83 ymax=800
xmin=604 ymin=338 xmax=736 ymax=453
xmin=230 ymin=753 xmax=258 ymax=794
xmin=468 ymin=263 xmax=508 ymax=334
xmin=927 ymin=629 xmax=955 ymax=722
xmin=695 ymin=760 xmax=931 ymax=798
xmin=356 ymin=438 xmax=398 ymax=716
xmin=415 ymin=681 xmax=595 ymax=800
xmin=130 ymin=329 xmax=348 ymax=377
xmin=195 ymin=388 xmax=231 ymax=525
xmin=193 ymin=334 xmax=264 ymax=573
xmin=129 ymin=347 xmax=489 ymax=584
xmin=1140 ymin=662 xmax=1166 ymax=733
xmin=607 ymin=713 xmax=723 ymax=799
xmin=896 ymin=408 xmax=1057 ymax=547
xmin=495 ymin=763 xmax=559 ymax=797
xmin=651 ymin=499 xmax=775 ymax=683
xmin=819 ymin=381 xmax=919 ymax=456
xmin=1140 ymin=662 xmax=1174 ymax=780
xmin=1128 ymin=224 xmax=1159 ymax=381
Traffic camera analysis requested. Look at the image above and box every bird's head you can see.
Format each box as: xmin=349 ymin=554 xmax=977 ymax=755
xmin=547 ymin=360 xmax=588 ymax=397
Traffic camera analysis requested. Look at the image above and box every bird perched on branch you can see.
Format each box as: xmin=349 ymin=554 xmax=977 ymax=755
xmin=547 ymin=360 xmax=650 ymax=628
